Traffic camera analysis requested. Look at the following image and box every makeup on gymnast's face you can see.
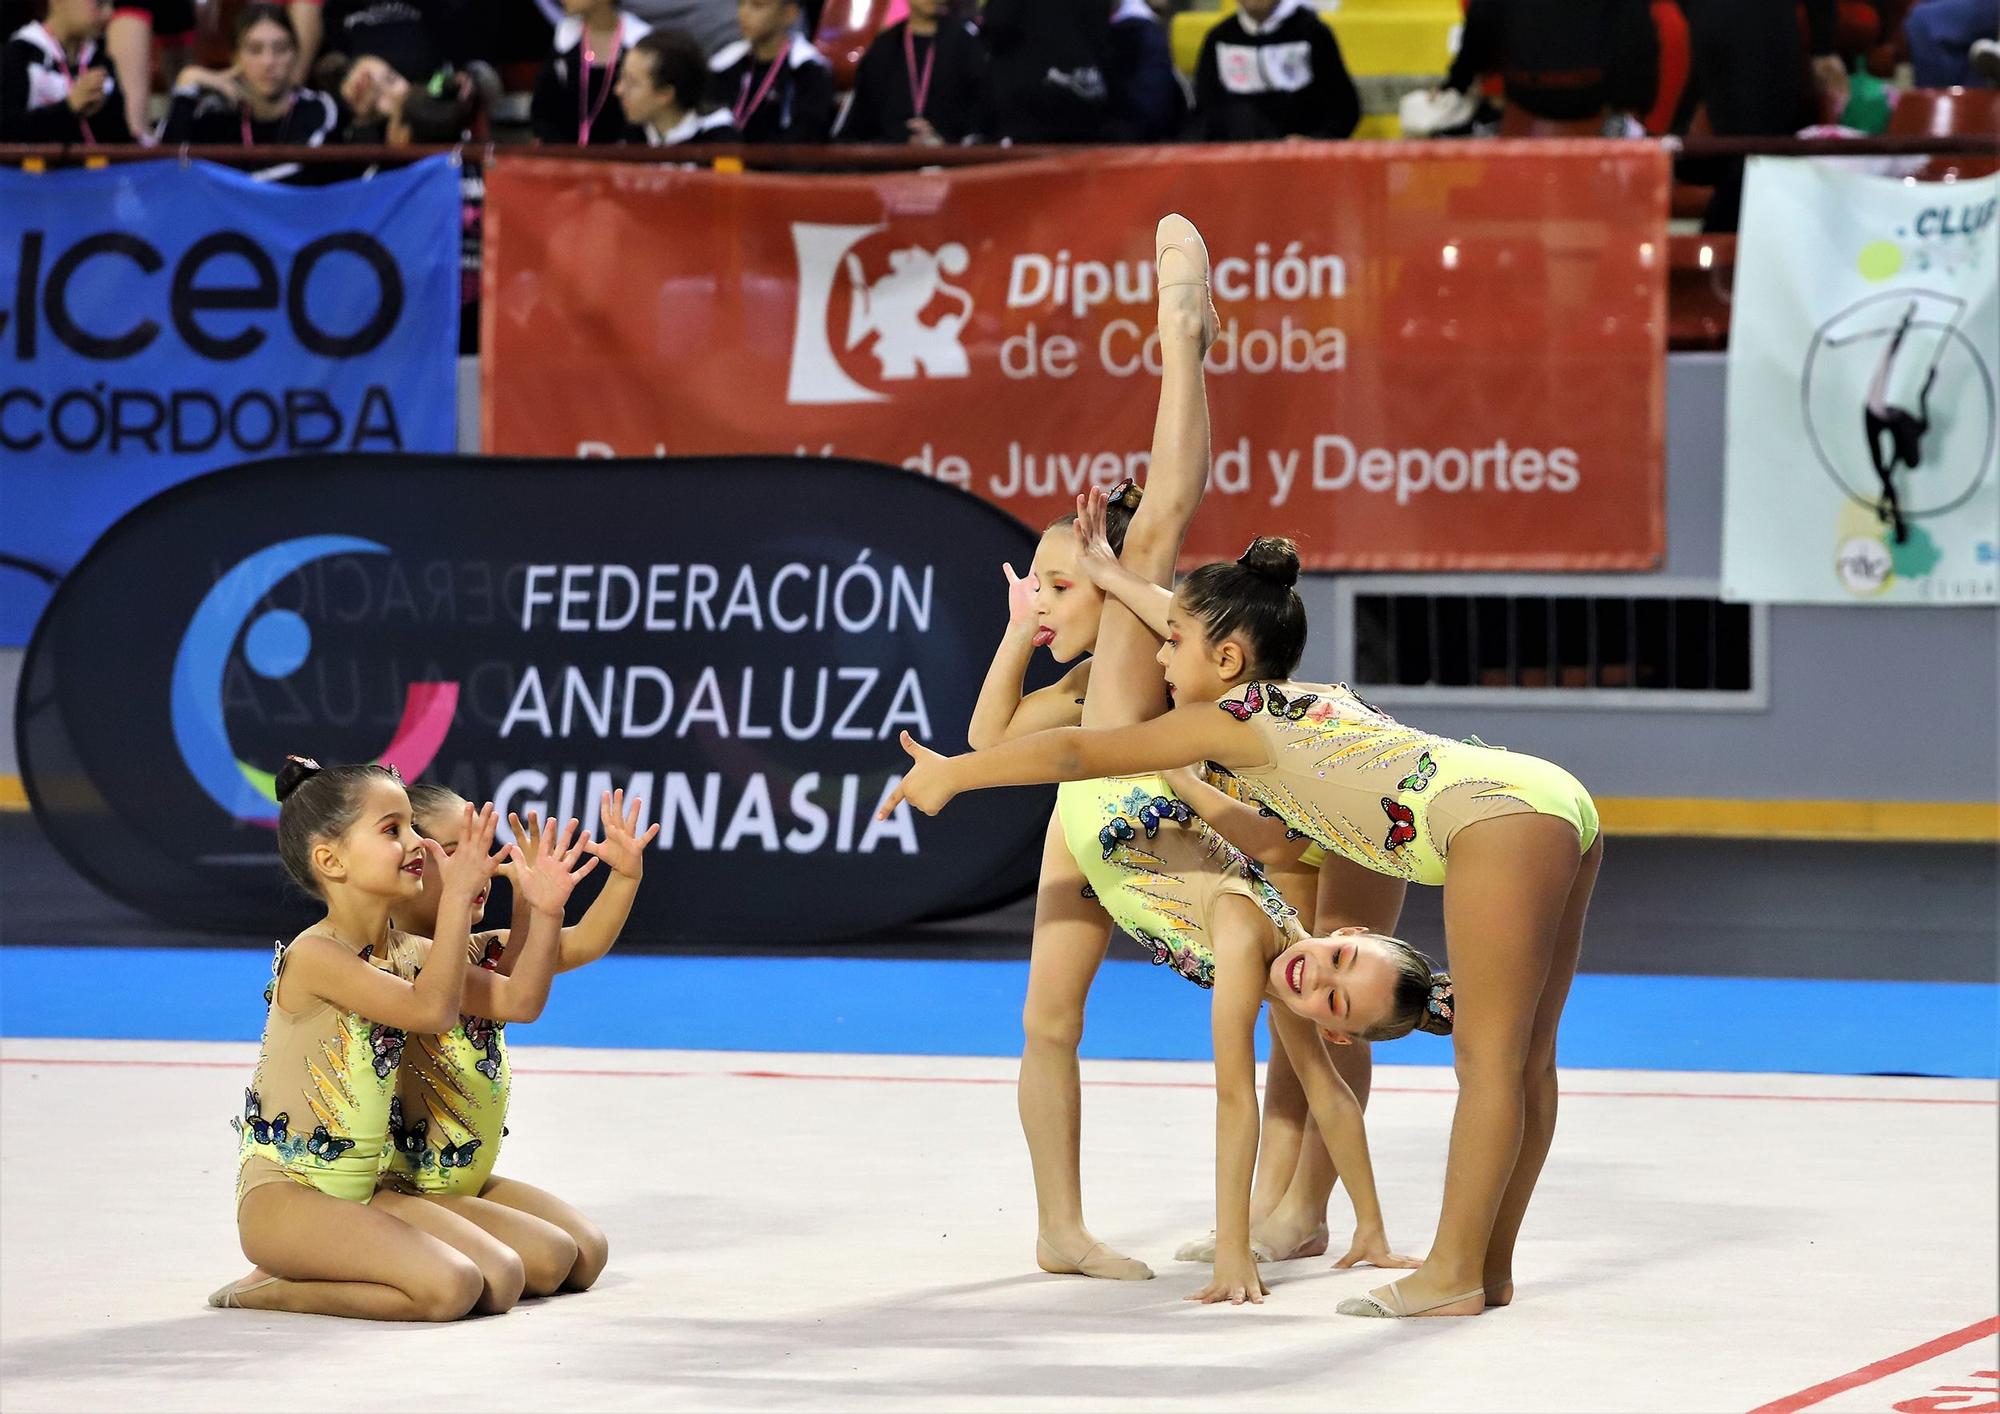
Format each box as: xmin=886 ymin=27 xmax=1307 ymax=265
xmin=410 ymin=799 xmax=488 ymax=931
xmin=1029 ymin=529 xmax=1104 ymax=663
xmin=1269 ymin=932 xmax=1399 ymax=1037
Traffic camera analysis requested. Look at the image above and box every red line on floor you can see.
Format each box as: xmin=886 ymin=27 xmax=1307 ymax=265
xmin=1 ymin=1054 xmax=1994 ymax=1105
xmin=1746 ymin=1315 xmax=2000 ymax=1414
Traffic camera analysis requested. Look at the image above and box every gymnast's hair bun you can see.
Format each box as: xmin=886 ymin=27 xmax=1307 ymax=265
xmin=1416 ymin=972 xmax=1455 ymax=1036
xmin=1106 ymin=479 xmax=1144 ymax=510
xmin=273 ymin=755 xmax=323 ymax=804
xmin=1237 ymin=536 xmax=1301 ymax=588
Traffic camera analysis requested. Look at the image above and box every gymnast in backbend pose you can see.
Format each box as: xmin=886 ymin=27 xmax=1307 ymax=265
xmin=886 ymin=526 xmax=1603 ymax=1315
xmin=959 ymin=213 xmax=1424 ymax=1302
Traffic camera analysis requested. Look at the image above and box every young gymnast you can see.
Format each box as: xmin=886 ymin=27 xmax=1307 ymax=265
xmin=211 ymin=759 xmax=596 ymax=1319
xmin=987 ymin=213 xmax=1420 ymax=1304
xmin=383 ymin=785 xmax=659 ymax=1296
xmin=884 ymin=534 xmax=1603 ymax=1319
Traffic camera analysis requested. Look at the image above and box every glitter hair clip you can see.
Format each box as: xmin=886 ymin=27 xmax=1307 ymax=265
xmin=285 ymin=755 xmax=322 ymax=774
xmin=1427 ymin=980 xmax=1454 ymax=1023
xmin=382 ymin=763 xmax=403 ymax=783
xmin=1107 ymin=480 xmax=1137 ymax=507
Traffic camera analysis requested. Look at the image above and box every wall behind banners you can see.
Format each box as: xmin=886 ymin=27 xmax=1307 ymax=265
xmin=15 ymin=454 xmax=1052 ymax=940
xmin=482 ymin=144 xmax=1667 ymax=572
xmin=0 ymin=157 xmax=462 ymax=646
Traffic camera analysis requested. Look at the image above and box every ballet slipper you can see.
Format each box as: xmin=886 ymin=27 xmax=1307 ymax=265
xmin=1336 ymin=1281 xmax=1486 ymax=1319
xmin=207 ymin=1274 xmax=281 ymax=1309
xmin=1171 ymin=1230 xmax=1278 ymax=1264
xmin=1154 ymin=213 xmax=1220 ymax=352
xmin=1483 ymin=1280 xmax=1514 ymax=1307
xmin=1036 ymin=1235 xmax=1154 ymax=1281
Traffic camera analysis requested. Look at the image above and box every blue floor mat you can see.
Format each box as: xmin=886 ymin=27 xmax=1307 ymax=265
xmin=1 ymin=948 xmax=1994 ymax=1078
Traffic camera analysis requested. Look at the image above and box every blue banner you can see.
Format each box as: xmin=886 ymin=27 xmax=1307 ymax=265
xmin=0 ymin=157 xmax=460 ymax=645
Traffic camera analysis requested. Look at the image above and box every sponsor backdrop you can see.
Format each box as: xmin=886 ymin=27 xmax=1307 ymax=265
xmin=482 ymin=144 xmax=1667 ymax=571
xmin=15 ymin=454 xmax=1051 ymax=940
xmin=1725 ymin=160 xmax=1999 ymax=605
xmin=0 ymin=158 xmax=461 ymax=646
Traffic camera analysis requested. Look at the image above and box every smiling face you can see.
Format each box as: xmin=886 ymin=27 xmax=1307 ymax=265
xmin=1155 ymin=588 xmax=1251 ymax=705
xmin=312 ymin=778 xmax=427 ymax=904
xmin=1267 ymin=928 xmax=1407 ymax=1040
xmin=1029 ymin=527 xmax=1108 ymax=663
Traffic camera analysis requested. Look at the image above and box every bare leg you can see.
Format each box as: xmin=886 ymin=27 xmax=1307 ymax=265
xmin=221 ymin=1183 xmax=483 ymax=1321
xmin=419 ymin=1189 xmax=580 ymax=1298
xmin=479 ymin=1175 xmax=610 ymax=1292
xmin=1354 ymin=814 xmax=1581 ymax=1317
xmin=1482 ymin=835 xmax=1603 ymax=1306
xmin=1020 ymin=809 xmax=1148 ymax=1279
xmin=379 ymin=1190 xmax=527 ymax=1315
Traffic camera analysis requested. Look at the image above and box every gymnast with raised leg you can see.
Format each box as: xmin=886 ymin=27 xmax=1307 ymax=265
xmin=210 ymin=760 xmax=597 ymax=1319
xmin=378 ymin=786 xmax=656 ymax=1296
xmin=973 ymin=213 xmax=1422 ymax=1303
xmin=885 ymin=536 xmax=1603 ymax=1317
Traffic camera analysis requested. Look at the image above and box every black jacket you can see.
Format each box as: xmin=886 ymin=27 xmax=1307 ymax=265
xmin=1447 ymin=0 xmax=1657 ymax=120
xmin=706 ymin=33 xmax=834 ymax=143
xmin=1105 ymin=0 xmax=1186 ymax=143
xmin=531 ymin=11 xmax=653 ymax=146
xmin=1190 ymin=0 xmax=1360 ymax=141
xmin=157 ymin=84 xmax=341 ymax=145
xmin=838 ymin=18 xmax=987 ymax=143
xmin=981 ymin=0 xmax=1111 ymax=143
xmin=0 ymin=23 xmax=134 ymax=143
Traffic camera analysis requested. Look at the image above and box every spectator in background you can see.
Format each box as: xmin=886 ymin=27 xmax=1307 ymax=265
xmin=837 ymin=0 xmax=987 ymax=144
xmin=626 ymin=0 xmax=737 ymax=56
xmin=2 ymin=0 xmax=133 ymax=141
xmin=156 ymin=4 xmax=339 ymax=143
xmin=982 ymin=0 xmax=1111 ymax=141
xmin=1677 ymin=0 xmax=1846 ymax=231
xmin=616 ymin=24 xmax=735 ymax=141
xmin=1904 ymin=0 xmax=2000 ymax=87
xmin=101 ymin=0 xmax=201 ymax=138
xmin=1105 ymin=0 xmax=1186 ymax=142
xmin=339 ymin=50 xmax=481 ymax=140
xmin=1444 ymin=0 xmax=1655 ymax=128
xmin=531 ymin=0 xmax=650 ymax=143
xmin=303 ymin=0 xmax=482 ymax=86
xmin=1189 ymin=0 xmax=1360 ymax=141
xmin=708 ymin=0 xmax=832 ymax=143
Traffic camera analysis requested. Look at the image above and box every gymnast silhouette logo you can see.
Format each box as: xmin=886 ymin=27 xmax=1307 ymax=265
xmin=1801 ymin=290 xmax=1996 ymax=590
xmin=170 ymin=536 xmax=459 ymax=824
xmin=787 ymin=223 xmax=975 ymax=405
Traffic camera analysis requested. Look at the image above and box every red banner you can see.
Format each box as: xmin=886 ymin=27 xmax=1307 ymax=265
xmin=483 ymin=144 xmax=1666 ymax=569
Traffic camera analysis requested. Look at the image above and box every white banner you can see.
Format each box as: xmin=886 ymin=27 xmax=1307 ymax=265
xmin=1723 ymin=159 xmax=1998 ymax=604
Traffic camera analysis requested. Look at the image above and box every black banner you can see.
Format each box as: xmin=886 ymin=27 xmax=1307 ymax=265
xmin=16 ymin=454 xmax=1051 ymax=941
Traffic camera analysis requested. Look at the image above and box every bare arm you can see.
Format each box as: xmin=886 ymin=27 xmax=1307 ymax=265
xmin=1164 ymin=765 xmax=1311 ymax=869
xmin=968 ymin=620 xmax=1090 ymax=750
xmin=1191 ymin=932 xmax=1272 ymax=1304
xmin=104 ymin=12 xmax=153 ymax=140
xmin=460 ymin=816 xmax=599 ymax=1021
xmin=558 ymin=789 xmax=659 ymax=971
xmin=289 ymin=1 xmax=324 ymax=85
xmin=1069 ymin=488 xmax=1174 ymax=639
xmin=881 ymin=705 xmax=1261 ymax=819
xmin=1267 ymin=1005 xmax=1418 ymax=1268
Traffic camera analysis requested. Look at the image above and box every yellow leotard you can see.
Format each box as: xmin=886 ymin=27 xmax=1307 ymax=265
xmin=1057 ymin=773 xmax=1303 ymax=986
xmin=234 ymin=931 xmax=423 ymax=1209
xmin=1211 ymin=681 xmax=1598 ymax=888
xmin=382 ymin=931 xmax=510 ymax=1197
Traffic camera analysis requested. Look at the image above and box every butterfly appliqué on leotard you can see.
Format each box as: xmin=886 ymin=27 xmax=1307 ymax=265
xmin=1380 ymin=797 xmax=1417 ymax=852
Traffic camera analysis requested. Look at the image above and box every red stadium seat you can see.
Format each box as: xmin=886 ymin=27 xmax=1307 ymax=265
xmin=815 ymin=0 xmax=906 ymax=91
xmin=1642 ymin=0 xmax=1688 ymax=136
xmin=1889 ymin=85 xmax=2000 ymax=178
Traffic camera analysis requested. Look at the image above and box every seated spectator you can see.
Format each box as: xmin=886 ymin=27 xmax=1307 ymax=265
xmin=625 ymin=0 xmax=736 ymax=58
xmin=1 ymin=0 xmax=135 ymax=142
xmin=837 ymin=0 xmax=986 ymax=145
xmin=156 ymin=4 xmax=339 ymax=144
xmin=1189 ymin=0 xmax=1359 ymax=141
xmin=616 ymin=24 xmax=735 ymax=141
xmin=104 ymin=0 xmax=198 ymax=139
xmin=1444 ymin=0 xmax=1656 ymax=127
xmin=1104 ymin=0 xmax=1186 ymax=142
xmin=982 ymin=0 xmax=1110 ymax=142
xmin=531 ymin=0 xmax=651 ymax=145
xmin=339 ymin=49 xmax=481 ymax=140
xmin=707 ymin=0 xmax=831 ymax=143
xmin=1904 ymin=0 xmax=2000 ymax=87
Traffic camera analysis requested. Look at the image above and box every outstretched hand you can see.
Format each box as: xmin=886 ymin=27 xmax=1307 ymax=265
xmin=1187 ymin=1247 xmax=1269 ymax=1306
xmin=584 ymin=788 xmax=659 ymax=881
xmin=1071 ymin=487 xmax=1120 ymax=588
xmin=512 ymin=816 xmax=601 ymax=917
xmin=423 ymin=803 xmax=504 ymax=900
xmin=875 ymin=731 xmax=957 ymax=819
